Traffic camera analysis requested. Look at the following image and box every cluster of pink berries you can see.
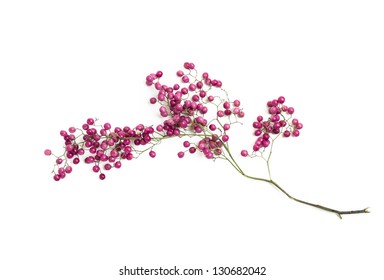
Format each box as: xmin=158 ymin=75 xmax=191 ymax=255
xmin=146 ymin=62 xmax=244 ymax=160
xmin=241 ymin=96 xmax=303 ymax=156
xmin=45 ymin=118 xmax=156 ymax=181
xmin=177 ymin=134 xmax=225 ymax=159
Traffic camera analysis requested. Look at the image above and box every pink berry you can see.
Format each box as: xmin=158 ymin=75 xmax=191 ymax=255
xmin=44 ymin=149 xmax=51 ymax=156
xmin=241 ymin=150 xmax=248 ymax=157
xmin=222 ymin=135 xmax=229 ymax=142
xmin=278 ymin=96 xmax=285 ymax=104
xmin=269 ymin=107 xmax=277 ymax=114
xmin=146 ymin=75 xmax=154 ymax=83
xmin=149 ymin=151 xmax=156 ymax=158
xmin=262 ymin=139 xmax=270 ymax=147
xmin=293 ymin=130 xmax=300 ymax=137
xmin=205 ymin=151 xmax=214 ymax=159
xmin=189 ymin=83 xmax=196 ymax=91
xmin=184 ymin=62 xmax=191 ymax=69
xmin=127 ymin=154 xmax=133 ymax=160
xmin=136 ymin=124 xmax=144 ymax=131
xmin=156 ymin=125 xmax=163 ymax=132
xmin=296 ymin=123 xmax=303 ymax=129
xmin=191 ymin=95 xmax=199 ymax=102
xmin=178 ymin=151 xmax=185 ymax=158
xmin=182 ymin=75 xmax=189 ymax=83
xmin=194 ymin=126 xmax=203 ymax=133
xmin=287 ymin=107 xmax=295 ymax=114
xmin=283 ymin=130 xmax=291 ymax=137
xmin=217 ymin=110 xmax=225 ymax=117
xmin=92 ymin=165 xmax=100 ymax=173
xmin=177 ymin=70 xmax=184 ymax=77
xmin=253 ymin=122 xmax=262 ymax=129
xmin=183 ymin=141 xmax=190 ymax=148
xmin=223 ymin=124 xmax=230 ymax=131
xmin=158 ymin=93 xmax=165 ymax=101
xmin=254 ymin=130 xmax=262 ymax=136
xmin=99 ymin=173 xmax=106 ymax=180
xmin=155 ymin=82 xmax=162 ymax=90
xmin=273 ymin=123 xmax=281 ymax=129
xmin=104 ymin=123 xmax=111 ymax=130
xmin=110 ymin=149 xmax=119 ymax=157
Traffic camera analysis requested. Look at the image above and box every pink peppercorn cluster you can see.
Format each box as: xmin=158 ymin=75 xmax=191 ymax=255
xmin=44 ymin=118 xmax=157 ymax=181
xmin=178 ymin=134 xmax=225 ymax=159
xmin=146 ymin=62 xmax=244 ymax=160
xmin=42 ymin=64 xmax=370 ymax=219
xmin=241 ymin=96 xmax=303 ymax=157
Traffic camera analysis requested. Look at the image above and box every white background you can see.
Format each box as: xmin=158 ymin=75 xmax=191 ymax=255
xmin=1 ymin=1 xmax=383 ymax=279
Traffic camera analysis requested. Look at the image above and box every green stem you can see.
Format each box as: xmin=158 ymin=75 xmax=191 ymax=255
xmin=222 ymin=142 xmax=244 ymax=174
xmin=266 ymin=139 xmax=274 ymax=180
xmin=238 ymin=168 xmax=368 ymax=219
